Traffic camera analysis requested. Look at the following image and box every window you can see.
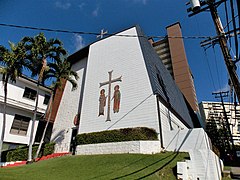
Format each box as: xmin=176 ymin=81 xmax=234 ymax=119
xmin=10 ymin=114 xmax=30 ymax=136
xmin=43 ymin=94 xmax=51 ymax=105
xmin=23 ymin=87 xmax=37 ymax=100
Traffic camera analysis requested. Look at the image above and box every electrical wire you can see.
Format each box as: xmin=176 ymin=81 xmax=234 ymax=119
xmin=229 ymin=0 xmax=239 ymax=61
xmin=224 ymin=1 xmax=231 ymax=47
xmin=203 ymin=48 xmax=217 ymax=92
xmin=237 ymin=0 xmax=240 ymax=59
xmin=0 ymin=23 xmax=214 ymax=40
xmin=212 ymin=44 xmax=222 ymax=90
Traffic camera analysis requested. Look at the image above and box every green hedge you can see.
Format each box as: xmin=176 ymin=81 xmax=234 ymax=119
xmin=4 ymin=142 xmax=55 ymax=162
xmin=76 ymin=127 xmax=158 ymax=145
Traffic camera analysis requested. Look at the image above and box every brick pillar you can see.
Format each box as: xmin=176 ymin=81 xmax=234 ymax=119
xmin=167 ymin=22 xmax=199 ymax=112
xmin=45 ymin=79 xmax=67 ymax=123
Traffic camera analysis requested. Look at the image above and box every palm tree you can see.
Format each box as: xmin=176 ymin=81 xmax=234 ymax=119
xmin=0 ymin=42 xmax=26 ymax=163
xmin=21 ymin=33 xmax=67 ymax=162
xmin=34 ymin=57 xmax=79 ymax=159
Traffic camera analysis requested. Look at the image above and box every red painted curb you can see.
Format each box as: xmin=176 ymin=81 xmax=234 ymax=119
xmin=1 ymin=153 xmax=70 ymax=168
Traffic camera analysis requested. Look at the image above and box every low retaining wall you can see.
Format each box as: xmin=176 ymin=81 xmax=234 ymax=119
xmin=76 ymin=141 xmax=161 ymax=155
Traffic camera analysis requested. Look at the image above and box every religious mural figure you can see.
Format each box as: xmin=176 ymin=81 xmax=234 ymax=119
xmin=112 ymin=85 xmax=121 ymax=113
xmin=99 ymin=71 xmax=122 ymax=121
xmin=98 ymin=89 xmax=106 ymax=116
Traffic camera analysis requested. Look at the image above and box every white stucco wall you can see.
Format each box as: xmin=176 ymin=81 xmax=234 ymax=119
xmin=0 ymin=76 xmax=50 ymax=113
xmin=171 ymin=129 xmax=223 ymax=180
xmin=52 ymin=27 xmax=191 ymax=153
xmin=159 ymin=102 xmax=188 ymax=131
xmin=0 ymin=104 xmax=39 ymax=145
xmin=79 ymin=27 xmax=159 ymax=134
xmin=0 ymin=75 xmax=50 ymax=146
xmin=51 ymin=57 xmax=88 ymax=153
xmin=76 ymin=141 xmax=161 ymax=155
xmin=164 ymin=128 xmax=210 ymax=151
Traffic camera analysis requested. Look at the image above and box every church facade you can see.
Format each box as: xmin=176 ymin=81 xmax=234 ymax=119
xmin=51 ymin=26 xmax=197 ymax=153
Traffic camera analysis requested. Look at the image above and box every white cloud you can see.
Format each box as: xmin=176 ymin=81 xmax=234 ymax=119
xmin=137 ymin=0 xmax=147 ymax=5
xmin=74 ymin=34 xmax=85 ymax=51
xmin=127 ymin=0 xmax=148 ymax=5
xmin=55 ymin=1 xmax=71 ymax=10
xmin=92 ymin=6 xmax=100 ymax=17
xmin=214 ymin=83 xmax=230 ymax=93
xmin=78 ymin=2 xmax=85 ymax=9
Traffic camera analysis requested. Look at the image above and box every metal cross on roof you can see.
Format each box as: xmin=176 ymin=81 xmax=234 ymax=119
xmin=97 ymin=29 xmax=108 ymax=39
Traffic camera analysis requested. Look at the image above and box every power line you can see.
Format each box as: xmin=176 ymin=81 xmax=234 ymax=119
xmin=0 ymin=23 xmax=215 ymax=40
xmin=224 ymin=1 xmax=231 ymax=47
xmin=213 ymin=44 xmax=222 ymax=89
xmin=229 ymin=0 xmax=239 ymax=61
xmin=203 ymin=48 xmax=217 ymax=91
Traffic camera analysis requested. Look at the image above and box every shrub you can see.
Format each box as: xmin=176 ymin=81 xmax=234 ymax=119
xmin=42 ymin=142 xmax=55 ymax=156
xmin=76 ymin=127 xmax=158 ymax=145
xmin=4 ymin=142 xmax=55 ymax=162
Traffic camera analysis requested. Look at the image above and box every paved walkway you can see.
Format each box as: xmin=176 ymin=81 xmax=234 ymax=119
xmin=231 ymin=167 xmax=240 ymax=179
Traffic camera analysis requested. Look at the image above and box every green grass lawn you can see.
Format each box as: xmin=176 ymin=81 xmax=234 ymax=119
xmin=0 ymin=152 xmax=188 ymax=180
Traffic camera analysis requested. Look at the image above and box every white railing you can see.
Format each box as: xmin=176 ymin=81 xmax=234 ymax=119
xmin=0 ymin=95 xmax=46 ymax=113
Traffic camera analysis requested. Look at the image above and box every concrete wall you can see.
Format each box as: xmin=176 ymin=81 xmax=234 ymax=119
xmin=79 ymin=27 xmax=159 ymax=134
xmin=51 ymin=57 xmax=88 ymax=152
xmin=163 ymin=128 xmax=223 ymax=180
xmin=76 ymin=141 xmax=161 ymax=155
xmin=164 ymin=128 xmax=210 ymax=151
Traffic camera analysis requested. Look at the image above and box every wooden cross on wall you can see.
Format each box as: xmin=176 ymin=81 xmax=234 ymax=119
xmin=99 ymin=70 xmax=122 ymax=121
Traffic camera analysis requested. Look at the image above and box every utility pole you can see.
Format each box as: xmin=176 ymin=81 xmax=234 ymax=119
xmin=187 ymin=0 xmax=240 ymax=103
xmin=212 ymin=91 xmax=236 ymax=158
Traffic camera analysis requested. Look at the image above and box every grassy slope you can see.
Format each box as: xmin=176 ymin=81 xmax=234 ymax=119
xmin=0 ymin=152 xmax=188 ymax=180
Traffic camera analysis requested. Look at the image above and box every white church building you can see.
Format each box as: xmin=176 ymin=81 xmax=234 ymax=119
xmin=0 ymin=75 xmax=51 ymax=150
xmin=51 ymin=26 xmax=223 ymax=179
xmin=51 ymin=26 xmax=196 ymax=151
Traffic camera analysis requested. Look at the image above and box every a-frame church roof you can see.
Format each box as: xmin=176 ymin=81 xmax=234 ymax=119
xmin=67 ymin=25 xmax=194 ymax=128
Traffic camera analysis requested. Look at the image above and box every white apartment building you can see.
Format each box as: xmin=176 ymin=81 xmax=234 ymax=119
xmin=0 ymin=74 xmax=51 ymax=151
xmin=199 ymin=101 xmax=240 ymax=145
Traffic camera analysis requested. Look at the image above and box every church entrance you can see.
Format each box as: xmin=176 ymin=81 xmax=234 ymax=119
xmin=70 ymin=127 xmax=78 ymax=155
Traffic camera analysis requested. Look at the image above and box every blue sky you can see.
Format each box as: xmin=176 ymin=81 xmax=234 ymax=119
xmin=0 ymin=0 xmax=238 ymax=103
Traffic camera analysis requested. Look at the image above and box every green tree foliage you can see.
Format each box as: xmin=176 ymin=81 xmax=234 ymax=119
xmin=0 ymin=42 xmax=27 ymax=163
xmin=205 ymin=118 xmax=226 ymax=158
xmin=21 ymin=33 xmax=67 ymax=162
xmin=34 ymin=57 xmax=78 ymax=159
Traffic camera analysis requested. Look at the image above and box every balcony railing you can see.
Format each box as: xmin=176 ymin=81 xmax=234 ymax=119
xmin=0 ymin=95 xmax=46 ymax=113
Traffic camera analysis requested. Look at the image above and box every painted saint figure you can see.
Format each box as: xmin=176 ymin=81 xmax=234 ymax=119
xmin=112 ymin=85 xmax=121 ymax=113
xmin=98 ymin=89 xmax=106 ymax=116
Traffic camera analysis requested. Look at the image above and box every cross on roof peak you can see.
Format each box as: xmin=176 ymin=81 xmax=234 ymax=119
xmin=97 ymin=29 xmax=108 ymax=39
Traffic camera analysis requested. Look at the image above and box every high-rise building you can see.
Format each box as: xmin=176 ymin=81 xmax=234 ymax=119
xmin=149 ymin=22 xmax=199 ymax=112
xmin=199 ymin=101 xmax=240 ymax=145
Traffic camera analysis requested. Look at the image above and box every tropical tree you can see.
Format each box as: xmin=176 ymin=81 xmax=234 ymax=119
xmin=21 ymin=33 xmax=67 ymax=162
xmin=34 ymin=57 xmax=79 ymax=159
xmin=0 ymin=42 xmax=27 ymax=163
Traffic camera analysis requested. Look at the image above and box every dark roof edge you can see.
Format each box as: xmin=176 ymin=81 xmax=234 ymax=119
xmin=68 ymin=45 xmax=90 ymax=64
xmin=20 ymin=75 xmax=52 ymax=91
xmin=165 ymin=22 xmax=181 ymax=29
